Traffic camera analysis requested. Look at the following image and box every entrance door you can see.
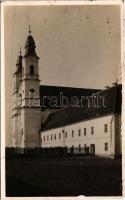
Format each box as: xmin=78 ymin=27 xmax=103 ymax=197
xmin=90 ymin=144 xmax=95 ymax=156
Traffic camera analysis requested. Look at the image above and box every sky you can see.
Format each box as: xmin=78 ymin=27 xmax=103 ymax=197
xmin=4 ymin=4 xmax=121 ymax=146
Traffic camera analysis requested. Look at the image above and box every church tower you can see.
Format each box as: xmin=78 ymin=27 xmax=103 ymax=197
xmin=12 ymin=49 xmax=23 ymax=148
xmin=12 ymin=27 xmax=42 ymax=151
xmin=21 ymin=28 xmax=41 ymax=149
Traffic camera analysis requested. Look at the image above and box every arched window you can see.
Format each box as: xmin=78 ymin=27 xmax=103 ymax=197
xmin=30 ymin=65 xmax=34 ymax=75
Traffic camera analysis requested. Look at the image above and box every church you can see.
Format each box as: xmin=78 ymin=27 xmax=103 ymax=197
xmin=12 ymin=29 xmax=122 ymax=158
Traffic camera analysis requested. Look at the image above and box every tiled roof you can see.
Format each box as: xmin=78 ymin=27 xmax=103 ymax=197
xmin=39 ymin=85 xmax=100 ymax=109
xmin=41 ymin=85 xmax=122 ymax=132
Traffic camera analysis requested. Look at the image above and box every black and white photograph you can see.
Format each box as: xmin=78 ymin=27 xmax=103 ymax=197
xmin=1 ymin=1 xmax=123 ymax=198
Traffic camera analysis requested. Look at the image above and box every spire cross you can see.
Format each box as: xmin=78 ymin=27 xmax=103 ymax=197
xmin=29 ymin=24 xmax=31 ymax=34
xmin=19 ymin=46 xmax=22 ymax=55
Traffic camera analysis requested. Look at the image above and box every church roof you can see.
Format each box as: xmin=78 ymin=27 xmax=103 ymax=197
xmin=39 ymin=85 xmax=100 ymax=109
xmin=41 ymin=84 xmax=122 ymax=132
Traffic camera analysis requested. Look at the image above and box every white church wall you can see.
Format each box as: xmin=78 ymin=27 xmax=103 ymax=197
xmin=22 ymin=80 xmax=40 ymax=98
xmin=22 ymin=108 xmax=41 ymax=148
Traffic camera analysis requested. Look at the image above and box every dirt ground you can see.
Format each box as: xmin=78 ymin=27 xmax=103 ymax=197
xmin=6 ymin=156 xmax=122 ymax=197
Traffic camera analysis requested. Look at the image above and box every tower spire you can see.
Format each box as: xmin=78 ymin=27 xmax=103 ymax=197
xmin=24 ymin=26 xmax=39 ymax=59
xmin=15 ymin=47 xmax=23 ymax=73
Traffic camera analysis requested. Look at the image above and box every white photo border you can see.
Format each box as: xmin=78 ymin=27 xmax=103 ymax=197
xmin=1 ymin=1 xmax=124 ymax=199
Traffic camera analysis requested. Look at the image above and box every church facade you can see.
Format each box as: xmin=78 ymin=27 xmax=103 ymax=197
xmin=12 ymin=30 xmax=122 ymax=158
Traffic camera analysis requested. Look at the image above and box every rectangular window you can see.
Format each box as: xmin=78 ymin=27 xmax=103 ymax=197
xmin=44 ymin=136 xmax=45 ymax=142
xmin=47 ymin=135 xmax=49 ymax=141
xmin=59 ymin=133 xmax=61 ymax=139
xmin=91 ymin=127 xmax=94 ymax=135
xmin=54 ymin=134 xmax=56 ymax=140
xmin=72 ymin=130 xmax=74 ymax=137
xmin=105 ymin=143 xmax=108 ymax=151
xmin=65 ymin=132 xmax=67 ymax=138
xmin=104 ymin=124 xmax=108 ymax=133
xmin=84 ymin=128 xmax=86 ymax=136
xmin=51 ymin=134 xmax=53 ymax=140
xmin=78 ymin=129 xmax=81 ymax=136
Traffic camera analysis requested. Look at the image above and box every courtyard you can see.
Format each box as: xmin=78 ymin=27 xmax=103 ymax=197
xmin=6 ymin=156 xmax=122 ymax=197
